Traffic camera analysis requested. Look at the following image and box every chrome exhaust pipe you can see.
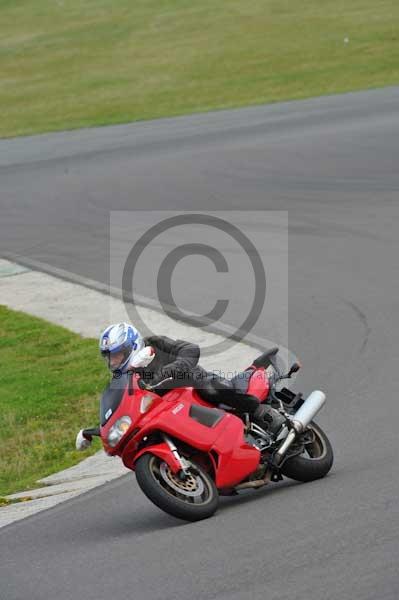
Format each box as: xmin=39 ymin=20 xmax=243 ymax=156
xmin=274 ymin=429 xmax=297 ymax=465
xmin=275 ymin=390 xmax=326 ymax=465
xmin=291 ymin=390 xmax=326 ymax=433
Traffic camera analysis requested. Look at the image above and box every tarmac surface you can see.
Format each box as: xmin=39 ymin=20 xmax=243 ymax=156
xmin=1 ymin=87 xmax=399 ymax=600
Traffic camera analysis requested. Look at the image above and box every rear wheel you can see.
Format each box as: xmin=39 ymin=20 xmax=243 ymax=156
xmin=281 ymin=422 xmax=333 ymax=482
xmin=135 ymin=453 xmax=219 ymax=521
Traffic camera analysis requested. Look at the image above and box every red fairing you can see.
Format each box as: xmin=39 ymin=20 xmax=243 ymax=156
xmin=211 ymin=417 xmax=260 ymax=487
xmin=100 ymin=373 xmax=262 ymax=490
xmin=100 ymin=381 xmax=163 ymax=456
xmin=133 ymin=442 xmax=182 ymax=474
xmin=247 ymin=367 xmax=270 ymax=401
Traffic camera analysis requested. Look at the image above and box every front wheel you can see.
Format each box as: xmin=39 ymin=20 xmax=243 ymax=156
xmin=281 ymin=422 xmax=333 ymax=482
xmin=135 ymin=453 xmax=219 ymax=521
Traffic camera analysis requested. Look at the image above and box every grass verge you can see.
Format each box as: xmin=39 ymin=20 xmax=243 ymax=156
xmin=0 ymin=305 xmax=107 ymax=497
xmin=1 ymin=0 xmax=399 ymax=138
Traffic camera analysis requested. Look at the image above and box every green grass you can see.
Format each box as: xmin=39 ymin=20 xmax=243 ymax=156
xmin=0 ymin=305 xmax=108 ymax=497
xmin=1 ymin=0 xmax=399 ymax=138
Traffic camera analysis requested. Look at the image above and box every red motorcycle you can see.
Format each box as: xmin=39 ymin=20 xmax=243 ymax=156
xmin=84 ymin=348 xmax=333 ymax=521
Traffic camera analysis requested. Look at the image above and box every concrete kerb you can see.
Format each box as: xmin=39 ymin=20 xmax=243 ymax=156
xmin=0 ymin=258 xmax=260 ymax=528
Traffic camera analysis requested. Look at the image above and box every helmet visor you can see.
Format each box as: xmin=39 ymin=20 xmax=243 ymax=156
xmin=101 ymin=348 xmax=131 ymax=372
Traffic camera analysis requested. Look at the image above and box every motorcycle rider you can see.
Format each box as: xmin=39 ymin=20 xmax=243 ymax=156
xmin=76 ymin=322 xmax=269 ymax=450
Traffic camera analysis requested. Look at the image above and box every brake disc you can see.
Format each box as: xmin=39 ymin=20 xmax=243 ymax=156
xmin=159 ymin=462 xmax=205 ymax=497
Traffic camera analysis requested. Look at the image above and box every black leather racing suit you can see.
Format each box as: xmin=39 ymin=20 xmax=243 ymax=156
xmin=134 ymin=335 xmax=259 ymax=415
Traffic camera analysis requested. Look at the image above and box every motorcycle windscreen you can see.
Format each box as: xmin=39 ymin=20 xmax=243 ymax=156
xmin=100 ymin=373 xmax=129 ymax=426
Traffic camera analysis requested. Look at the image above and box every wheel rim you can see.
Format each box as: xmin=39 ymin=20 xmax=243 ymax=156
xmin=148 ymin=456 xmax=214 ymax=505
xmin=301 ymin=425 xmax=327 ymax=460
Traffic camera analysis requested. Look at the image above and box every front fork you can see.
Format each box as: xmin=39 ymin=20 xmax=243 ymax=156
xmin=161 ymin=434 xmax=191 ymax=477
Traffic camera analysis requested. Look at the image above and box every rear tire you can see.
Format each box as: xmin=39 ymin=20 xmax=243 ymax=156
xmin=281 ymin=422 xmax=333 ymax=482
xmin=135 ymin=453 xmax=219 ymax=522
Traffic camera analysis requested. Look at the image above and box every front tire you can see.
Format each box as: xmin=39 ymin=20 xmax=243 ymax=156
xmin=135 ymin=453 xmax=219 ymax=521
xmin=281 ymin=422 xmax=333 ymax=482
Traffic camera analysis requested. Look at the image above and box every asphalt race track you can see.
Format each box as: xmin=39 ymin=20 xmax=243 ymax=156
xmin=1 ymin=87 xmax=399 ymax=600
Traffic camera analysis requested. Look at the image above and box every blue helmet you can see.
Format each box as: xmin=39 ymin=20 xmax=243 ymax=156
xmin=99 ymin=322 xmax=144 ymax=372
